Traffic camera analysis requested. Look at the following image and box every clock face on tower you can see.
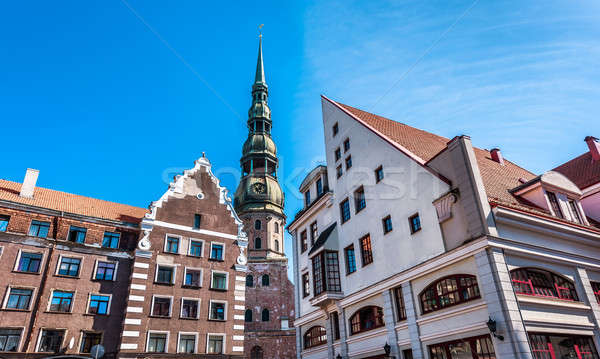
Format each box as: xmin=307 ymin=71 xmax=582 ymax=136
xmin=253 ymin=182 xmax=266 ymax=194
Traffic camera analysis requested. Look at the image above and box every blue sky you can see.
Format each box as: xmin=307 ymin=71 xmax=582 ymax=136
xmin=2 ymin=1 xmax=600 ymax=280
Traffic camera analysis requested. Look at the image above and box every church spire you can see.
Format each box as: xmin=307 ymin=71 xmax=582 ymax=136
xmin=254 ymin=35 xmax=266 ymax=86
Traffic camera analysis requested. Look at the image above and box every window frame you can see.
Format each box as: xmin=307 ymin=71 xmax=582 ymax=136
xmin=409 ymin=213 xmax=421 ymax=234
xmin=208 ymin=300 xmax=228 ymax=321
xmin=303 ymin=326 xmax=327 ymax=349
xmin=67 ymin=226 xmax=87 ymax=243
xmin=193 ymin=214 xmax=202 ymax=229
xmin=300 ymin=230 xmax=308 ymax=253
xmin=0 ymin=327 xmax=23 ymax=352
xmin=36 ymin=328 xmax=66 ymax=353
xmin=55 ymin=255 xmax=82 ymax=278
xmin=209 ymin=242 xmax=225 ymax=261
xmin=316 ymin=177 xmax=323 ymax=196
xmin=146 ymin=330 xmax=169 ymax=353
xmin=591 ymin=281 xmax=600 ymax=304
xmin=0 ymin=214 xmax=10 ymax=232
xmin=354 ymin=186 xmax=366 ymax=213
xmin=568 ymin=198 xmax=583 ymax=224
xmin=206 ymin=333 xmax=226 ymax=354
xmin=188 ymin=239 xmax=205 ymax=257
xmin=310 ymin=221 xmax=318 ymax=245
xmin=3 ymin=286 xmax=35 ymax=310
xmin=164 ymin=234 xmax=181 ymax=254
xmin=246 ymin=274 xmax=254 ymax=287
xmin=150 ymin=295 xmax=173 ymax=318
xmin=343 ymin=138 xmax=350 ymax=152
xmin=48 ymin=290 xmax=74 ymax=313
xmin=14 ymin=250 xmax=43 ymax=273
xmin=180 ymin=298 xmax=200 ymax=320
xmin=332 ymin=122 xmax=339 ymax=137
xmin=28 ymin=220 xmax=50 ymax=238
xmin=546 ymin=191 xmax=564 ymax=218
xmin=344 ymin=244 xmax=357 ymax=274
xmin=261 ymin=308 xmax=270 ymax=322
xmin=334 ymin=148 xmax=341 ymax=161
xmin=155 ymin=264 xmax=176 ymax=285
xmin=336 ymin=165 xmax=343 ymax=179
xmin=359 ymin=234 xmax=373 ymax=267
xmin=177 ymin=332 xmax=198 ymax=354
xmin=375 ymin=165 xmax=384 ymax=183
xmin=345 ymin=155 xmax=352 ymax=170
xmin=393 ymin=287 xmax=407 ymax=321
xmin=419 ymin=274 xmax=481 ymax=314
xmin=87 ymin=293 xmax=112 ymax=315
xmin=349 ymin=306 xmax=385 ymax=335
xmin=302 ymin=272 xmax=310 ymax=298
xmin=93 ymin=260 xmax=118 ymax=281
xmin=102 ymin=231 xmax=120 ymax=249
xmin=210 ymin=270 xmax=229 ymax=291
xmin=183 ymin=267 xmax=203 ymax=288
xmin=340 ymin=198 xmax=351 ymax=223
xmin=510 ymin=267 xmax=579 ymax=301
xmin=382 ymin=215 xmax=393 ymax=234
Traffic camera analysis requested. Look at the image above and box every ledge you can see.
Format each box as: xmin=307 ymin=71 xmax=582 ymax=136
xmin=516 ymin=294 xmax=592 ymax=310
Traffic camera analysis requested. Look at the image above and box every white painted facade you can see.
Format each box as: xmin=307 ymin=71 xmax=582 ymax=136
xmin=289 ymin=97 xmax=600 ymax=359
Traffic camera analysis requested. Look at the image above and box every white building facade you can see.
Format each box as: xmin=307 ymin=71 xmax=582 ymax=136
xmin=288 ymin=96 xmax=600 ymax=359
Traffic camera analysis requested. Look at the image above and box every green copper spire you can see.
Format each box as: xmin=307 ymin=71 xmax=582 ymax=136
xmin=254 ymin=35 xmax=266 ymax=86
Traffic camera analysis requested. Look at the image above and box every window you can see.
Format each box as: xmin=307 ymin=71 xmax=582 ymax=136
xmin=304 ymin=191 xmax=311 ymax=206
xmin=394 ymin=287 xmax=407 ymax=321
xmin=210 ymin=243 xmax=224 ymax=260
xmin=304 ymin=326 xmax=327 ymax=349
xmin=429 ymin=335 xmax=496 ymax=359
xmin=349 ymin=306 xmax=384 ymax=335
xmin=310 ymin=222 xmax=318 ymax=245
xmin=316 ymin=178 xmax=323 ymax=196
xmin=156 ymin=265 xmax=174 ymax=284
xmin=409 ymin=213 xmax=421 ymax=234
xmin=67 ymin=226 xmax=87 ymax=243
xmin=312 ymin=251 xmax=341 ymax=296
xmin=344 ymin=244 xmax=357 ymax=274
xmin=274 ymin=239 xmax=280 ymax=252
xmin=420 ymin=274 xmax=481 ymax=313
xmin=16 ymin=252 xmax=42 ymax=273
xmin=255 ymin=220 xmax=262 ymax=230
xmin=211 ymin=272 xmax=228 ymax=290
xmin=261 ymin=308 xmax=270 ymax=321
xmin=375 ymin=166 xmax=384 ymax=183
xmin=28 ymin=220 xmax=50 ymax=238
xmin=189 ymin=240 xmax=203 ymax=257
xmin=0 ymin=328 xmax=22 ymax=352
xmin=209 ymin=301 xmax=226 ymax=320
xmin=95 ymin=261 xmax=116 ymax=281
xmin=245 ymin=309 xmax=253 ymax=322
xmin=340 ymin=199 xmax=351 ymax=223
xmin=354 ymin=186 xmax=365 ymax=213
xmin=343 ymin=138 xmax=350 ymax=152
xmin=194 ymin=214 xmax=202 ymax=229
xmin=147 ymin=332 xmax=167 ymax=353
xmin=300 ymin=230 xmax=308 ymax=253
xmin=207 ymin=334 xmax=224 ymax=354
xmin=181 ymin=299 xmax=199 ymax=319
xmin=88 ymin=294 xmax=110 ymax=315
xmin=262 ymin=274 xmax=270 ymax=286
xmin=179 ymin=333 xmax=196 ymax=353
xmin=182 ymin=268 xmax=200 ymax=287
xmin=165 ymin=236 xmax=180 ymax=254
xmin=37 ymin=329 xmax=64 ymax=353
xmin=332 ymin=312 xmax=340 ymax=340
xmin=0 ymin=215 xmax=9 ymax=232
xmin=569 ymin=199 xmax=583 ymax=224
xmin=152 ymin=296 xmax=172 ymax=317
xmin=403 ymin=349 xmax=414 ymax=359
xmin=251 ymin=346 xmax=264 ymax=359
xmin=345 ymin=156 xmax=352 ymax=170
xmin=592 ymin=282 xmax=600 ymax=304
xmin=360 ymin=235 xmax=373 ymax=266
xmin=275 ymin=222 xmax=280 ymax=233
xmin=281 ymin=318 xmax=289 ymax=330
xmin=336 ymin=165 xmax=343 ymax=178
xmin=5 ymin=288 xmax=32 ymax=310
xmin=102 ymin=231 xmax=120 ymax=248
xmin=246 ymin=275 xmax=254 ymax=287
xmin=382 ymin=215 xmax=393 ymax=234
xmin=335 ymin=148 xmax=341 ymax=161
xmin=547 ymin=191 xmax=564 ymax=218
xmin=302 ymin=273 xmax=310 ymax=297
xmin=49 ymin=291 xmax=73 ymax=312
xmin=332 ymin=122 xmax=339 ymax=136
xmin=57 ymin=256 xmax=81 ymax=277
xmin=510 ymin=268 xmax=579 ymax=301
xmin=255 ymin=237 xmax=262 ymax=249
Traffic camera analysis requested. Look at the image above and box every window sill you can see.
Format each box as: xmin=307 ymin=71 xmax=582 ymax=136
xmin=209 ymin=288 xmax=228 ymax=292
xmin=207 ymin=318 xmax=227 ymax=322
xmin=45 ymin=311 xmax=72 ymax=314
xmin=1 ymin=308 xmax=31 ymax=312
xmin=12 ymin=270 xmax=40 ymax=275
xmin=54 ymin=274 xmax=80 ymax=279
xmin=208 ymin=258 xmax=224 ymax=262
xmin=410 ymin=228 xmax=421 ymax=235
xmin=182 ymin=285 xmax=202 ymax=290
xmin=180 ymin=317 xmax=199 ymax=321
xmin=153 ymin=282 xmax=175 ymax=287
xmin=149 ymin=315 xmax=172 ymax=319
xmin=187 ymin=254 xmax=203 ymax=259
xmin=515 ymin=294 xmax=590 ymax=309
xmin=83 ymin=313 xmax=108 ymax=317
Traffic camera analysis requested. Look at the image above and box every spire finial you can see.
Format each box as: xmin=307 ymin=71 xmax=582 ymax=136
xmin=254 ymin=25 xmax=266 ymax=85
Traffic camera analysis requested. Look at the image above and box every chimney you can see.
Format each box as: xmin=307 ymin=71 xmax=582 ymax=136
xmin=490 ymin=148 xmax=504 ymax=165
xmin=585 ymin=136 xmax=600 ymax=161
xmin=20 ymin=168 xmax=39 ymax=198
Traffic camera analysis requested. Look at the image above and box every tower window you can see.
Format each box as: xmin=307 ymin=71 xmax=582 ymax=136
xmin=262 ymin=274 xmax=270 ymax=286
xmin=255 ymin=238 xmax=262 ymax=249
xmin=305 ymin=191 xmax=311 ymax=207
xmin=262 ymin=308 xmax=270 ymax=321
xmin=255 ymin=220 xmax=262 ymax=230
xmin=274 ymin=240 xmax=280 ymax=252
xmin=274 ymin=222 xmax=280 ymax=233
xmin=255 ymin=121 xmax=264 ymax=132
xmin=332 ymin=123 xmax=339 ymax=137
xmin=316 ymin=178 xmax=323 ymax=196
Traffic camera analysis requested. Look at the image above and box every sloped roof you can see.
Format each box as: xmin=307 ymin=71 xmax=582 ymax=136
xmin=326 ymin=97 xmax=548 ymax=217
xmin=0 ymin=179 xmax=147 ymax=223
xmin=308 ymin=222 xmax=337 ymax=255
xmin=553 ymin=152 xmax=600 ymax=190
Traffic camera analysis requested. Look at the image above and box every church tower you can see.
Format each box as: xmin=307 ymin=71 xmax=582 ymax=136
xmin=234 ymin=35 xmax=296 ymax=359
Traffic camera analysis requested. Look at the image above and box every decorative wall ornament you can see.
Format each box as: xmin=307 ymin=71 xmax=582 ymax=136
xmin=237 ymin=246 xmax=248 ymax=265
xmin=433 ymin=189 xmax=459 ymax=223
xmin=138 ymin=230 xmax=151 ymax=250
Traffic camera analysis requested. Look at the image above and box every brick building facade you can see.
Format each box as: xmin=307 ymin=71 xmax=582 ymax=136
xmin=233 ymin=36 xmax=296 ymax=359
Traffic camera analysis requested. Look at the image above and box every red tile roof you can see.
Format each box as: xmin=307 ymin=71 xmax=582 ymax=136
xmin=553 ymin=152 xmax=600 ymax=190
xmin=327 ymin=97 xmax=556 ymax=217
xmin=0 ymin=179 xmax=147 ymax=223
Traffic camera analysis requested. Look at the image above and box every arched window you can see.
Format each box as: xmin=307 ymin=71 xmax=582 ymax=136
xmin=250 ymin=346 xmax=264 ymax=359
xmin=420 ymin=274 xmax=480 ymax=314
xmin=255 ymin=237 xmax=262 ymax=249
xmin=349 ymin=306 xmax=384 ymax=335
xmin=246 ymin=275 xmax=253 ymax=287
xmin=275 ymin=222 xmax=280 ymax=233
xmin=261 ymin=308 xmax=269 ymax=321
xmin=303 ymin=326 xmax=327 ymax=349
xmin=255 ymin=220 xmax=262 ymax=230
xmin=510 ymin=268 xmax=579 ymax=301
xmin=262 ymin=274 xmax=270 ymax=286
xmin=274 ymin=240 xmax=280 ymax=252
xmin=245 ymin=309 xmax=253 ymax=322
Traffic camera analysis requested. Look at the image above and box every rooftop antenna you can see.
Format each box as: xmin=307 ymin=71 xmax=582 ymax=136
xmin=258 ymin=24 xmax=264 ymax=38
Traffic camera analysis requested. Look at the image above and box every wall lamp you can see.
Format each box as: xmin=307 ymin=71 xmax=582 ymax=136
xmin=487 ymin=317 xmax=505 ymax=341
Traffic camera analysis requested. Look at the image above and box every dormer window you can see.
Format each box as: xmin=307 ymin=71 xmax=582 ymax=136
xmin=316 ymin=178 xmax=323 ymax=196
xmin=305 ymin=191 xmax=311 ymax=207
xmin=568 ymin=199 xmax=583 ymax=224
xmin=546 ymin=192 xmax=564 ymax=219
